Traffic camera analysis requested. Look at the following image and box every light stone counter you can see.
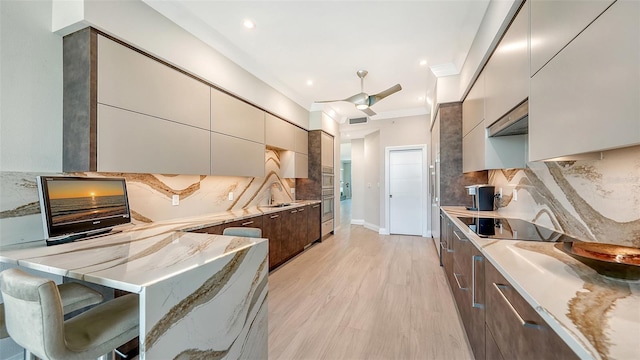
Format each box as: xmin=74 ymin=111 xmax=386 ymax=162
xmin=0 ymin=202 xmax=325 ymax=359
xmin=441 ymin=206 xmax=640 ymax=360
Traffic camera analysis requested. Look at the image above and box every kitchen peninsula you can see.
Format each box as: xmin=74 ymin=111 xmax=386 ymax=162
xmin=440 ymin=207 xmax=640 ymax=360
xmin=0 ymin=205 xmax=294 ymax=359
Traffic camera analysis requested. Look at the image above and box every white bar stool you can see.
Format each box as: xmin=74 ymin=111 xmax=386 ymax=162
xmin=0 ymin=268 xmax=138 ymax=360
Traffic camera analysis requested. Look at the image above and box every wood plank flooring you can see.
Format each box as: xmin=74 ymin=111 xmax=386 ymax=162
xmin=268 ymin=201 xmax=473 ymax=360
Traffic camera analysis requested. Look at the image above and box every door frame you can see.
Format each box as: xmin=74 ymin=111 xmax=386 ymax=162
xmin=384 ymin=144 xmax=428 ymax=237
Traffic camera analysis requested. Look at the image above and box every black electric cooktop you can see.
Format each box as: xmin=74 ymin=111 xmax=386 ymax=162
xmin=457 ymin=217 xmax=565 ymax=242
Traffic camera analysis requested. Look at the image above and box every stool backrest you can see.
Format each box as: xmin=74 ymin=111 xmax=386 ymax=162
xmin=0 ymin=269 xmax=65 ymax=359
xmin=222 ymin=227 xmax=262 ymax=238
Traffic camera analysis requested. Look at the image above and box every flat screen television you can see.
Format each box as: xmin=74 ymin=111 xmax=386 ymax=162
xmin=37 ymin=176 xmax=131 ymax=245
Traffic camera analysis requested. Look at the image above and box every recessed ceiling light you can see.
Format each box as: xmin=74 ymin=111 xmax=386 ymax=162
xmin=418 ymin=96 xmax=425 ymax=101
xmin=307 ymin=80 xmax=313 ymax=86
xmin=243 ymin=19 xmax=256 ymax=29
xmin=419 ymin=60 xmax=428 ymax=66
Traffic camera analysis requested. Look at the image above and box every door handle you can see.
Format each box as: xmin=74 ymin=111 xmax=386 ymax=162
xmin=493 ymin=283 xmax=541 ymax=329
xmin=472 ymin=255 xmax=484 ymax=308
xmin=453 ymin=273 xmax=468 ymax=290
xmin=389 ymin=194 xmax=393 ymax=198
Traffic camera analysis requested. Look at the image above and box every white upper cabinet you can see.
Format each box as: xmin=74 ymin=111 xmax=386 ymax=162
xmin=98 ymin=104 xmax=210 ymax=175
xmin=294 ymin=127 xmax=309 ymax=155
xmin=211 ymin=132 xmax=265 ymax=177
xmin=462 ymin=73 xmax=485 ymax=137
xmin=97 ymin=35 xmax=210 ymax=130
xmin=265 ymin=113 xmax=295 ymax=150
xmin=484 ymin=3 xmax=529 ymax=125
xmin=321 ymin=132 xmax=334 ymax=169
xmin=280 ymin=151 xmax=308 ymax=178
xmin=211 ymin=89 xmax=265 ymax=143
xmin=529 ymin=0 xmax=640 ymax=161
xmin=530 ymin=0 xmax=614 ymax=76
xmin=463 ymin=122 xmax=527 ymax=173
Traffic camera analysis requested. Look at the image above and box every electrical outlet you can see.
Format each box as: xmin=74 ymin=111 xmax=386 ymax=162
xmin=513 ymin=189 xmax=518 ymax=201
xmin=498 ymin=187 xmax=503 ymax=198
xmin=172 ymin=195 xmax=179 ymax=206
xmin=228 ymin=192 xmax=234 ymax=201
xmin=290 ymin=188 xmax=295 ymax=195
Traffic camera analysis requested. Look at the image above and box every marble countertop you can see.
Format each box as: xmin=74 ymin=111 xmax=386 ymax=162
xmin=0 ymin=201 xmax=319 ymax=293
xmin=441 ymin=206 xmax=640 ymax=360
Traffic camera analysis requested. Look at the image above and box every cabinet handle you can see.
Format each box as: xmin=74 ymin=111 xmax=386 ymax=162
xmin=242 ymin=221 xmax=254 ymax=226
xmin=298 ymin=208 xmax=305 ymax=212
xmin=270 ymin=215 xmax=279 ymax=219
xmin=453 ymin=231 xmax=467 ymax=242
xmin=291 ymin=210 xmax=297 ymax=214
xmin=493 ymin=283 xmax=541 ymax=329
xmin=312 ymin=205 xmax=320 ymax=208
xmin=453 ymin=273 xmax=468 ymax=290
xmin=472 ymin=255 xmax=484 ymax=309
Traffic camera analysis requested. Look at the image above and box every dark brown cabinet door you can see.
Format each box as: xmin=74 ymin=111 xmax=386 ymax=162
xmin=190 ymin=224 xmax=224 ymax=235
xmin=450 ymin=228 xmax=486 ymax=360
xmin=485 ymin=261 xmax=578 ymax=360
xmin=294 ymin=206 xmax=308 ymax=250
xmin=281 ymin=209 xmax=303 ymax=263
xmin=262 ymin=213 xmax=282 ymax=271
xmin=222 ymin=216 xmax=263 ymax=233
xmin=307 ymin=204 xmax=321 ymax=244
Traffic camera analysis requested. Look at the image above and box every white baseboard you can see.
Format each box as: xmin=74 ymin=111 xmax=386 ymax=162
xmin=378 ymin=227 xmax=389 ymax=235
xmin=351 ymin=219 xmax=364 ymax=225
xmin=364 ymin=222 xmax=379 ymax=232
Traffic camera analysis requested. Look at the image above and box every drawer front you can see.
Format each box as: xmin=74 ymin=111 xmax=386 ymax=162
xmin=485 ymin=261 xmax=578 ymax=360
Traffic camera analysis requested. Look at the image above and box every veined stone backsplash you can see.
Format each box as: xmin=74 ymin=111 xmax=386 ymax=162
xmin=490 ymin=145 xmax=640 ymax=247
xmin=0 ymin=150 xmax=294 ymax=246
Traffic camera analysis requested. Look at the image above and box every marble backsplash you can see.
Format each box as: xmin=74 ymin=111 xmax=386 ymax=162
xmin=0 ymin=150 xmax=295 ymax=246
xmin=490 ymin=145 xmax=640 ymax=247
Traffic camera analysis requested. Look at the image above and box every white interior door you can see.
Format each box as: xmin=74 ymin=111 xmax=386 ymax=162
xmin=389 ymin=149 xmax=424 ymax=235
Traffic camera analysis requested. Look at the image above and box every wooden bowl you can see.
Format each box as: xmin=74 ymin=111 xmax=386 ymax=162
xmin=555 ymin=242 xmax=640 ymax=280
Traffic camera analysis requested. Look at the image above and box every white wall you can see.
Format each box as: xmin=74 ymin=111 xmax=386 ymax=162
xmin=1 ymin=0 xmax=64 ymax=172
xmin=377 ymin=115 xmax=430 ymax=230
xmin=364 ymin=131 xmax=381 ymax=231
xmin=350 ymin=139 xmax=365 ymax=223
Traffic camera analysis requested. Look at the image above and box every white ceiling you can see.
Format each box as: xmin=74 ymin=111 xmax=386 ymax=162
xmin=144 ymin=0 xmax=490 ymax=121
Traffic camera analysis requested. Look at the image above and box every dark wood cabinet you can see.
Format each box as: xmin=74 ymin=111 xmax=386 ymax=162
xmin=190 ymin=204 xmax=320 ymax=272
xmin=485 ymin=260 xmax=578 ymax=360
xmin=262 ymin=212 xmax=282 ymax=271
xmin=450 ymin=226 xmax=486 ymax=360
xmin=440 ymin=213 xmax=456 ymax=290
xmin=222 ymin=216 xmax=264 ymax=233
xmin=307 ymin=203 xmax=321 ymax=245
xmin=190 ymin=224 xmax=223 ymax=235
xmin=485 ymin=324 xmax=504 ymax=360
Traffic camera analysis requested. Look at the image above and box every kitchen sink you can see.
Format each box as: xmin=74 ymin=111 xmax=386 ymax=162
xmin=267 ymin=203 xmax=292 ymax=208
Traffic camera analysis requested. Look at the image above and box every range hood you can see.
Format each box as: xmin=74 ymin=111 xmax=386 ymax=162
xmin=488 ymin=99 xmax=528 ymax=137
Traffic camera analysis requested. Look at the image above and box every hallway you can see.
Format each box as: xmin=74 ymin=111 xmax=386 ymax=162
xmin=267 ymin=200 xmax=473 ymax=359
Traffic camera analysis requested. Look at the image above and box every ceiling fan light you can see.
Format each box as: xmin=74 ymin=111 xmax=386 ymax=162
xmin=356 ymin=104 xmax=369 ymax=110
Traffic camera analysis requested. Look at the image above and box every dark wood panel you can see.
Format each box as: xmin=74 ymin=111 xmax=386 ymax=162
xmin=222 ymin=216 xmax=263 ymax=231
xmin=262 ymin=212 xmax=282 ymax=270
xmin=485 ymin=260 xmax=578 ymax=360
xmin=485 ymin=324 xmax=504 ymax=360
xmin=190 ymin=224 xmax=223 ymax=235
xmin=307 ymin=204 xmax=321 ymax=244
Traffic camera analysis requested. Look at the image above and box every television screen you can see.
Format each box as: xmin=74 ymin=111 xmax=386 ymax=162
xmin=37 ymin=176 xmax=131 ymax=244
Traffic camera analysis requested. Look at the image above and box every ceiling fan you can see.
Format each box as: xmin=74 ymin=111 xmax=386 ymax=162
xmin=316 ymin=70 xmax=402 ymax=116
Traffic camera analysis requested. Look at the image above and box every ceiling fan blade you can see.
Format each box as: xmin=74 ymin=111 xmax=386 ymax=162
xmin=314 ymin=99 xmax=344 ymax=103
xmin=369 ymin=84 xmax=402 ymax=106
xmin=361 ymin=107 xmax=377 ymax=116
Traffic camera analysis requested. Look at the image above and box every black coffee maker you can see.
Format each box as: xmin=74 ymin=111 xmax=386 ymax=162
xmin=465 ymin=185 xmax=495 ymax=211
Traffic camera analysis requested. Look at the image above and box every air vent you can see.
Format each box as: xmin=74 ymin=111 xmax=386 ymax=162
xmin=349 ymin=117 xmax=368 ymax=125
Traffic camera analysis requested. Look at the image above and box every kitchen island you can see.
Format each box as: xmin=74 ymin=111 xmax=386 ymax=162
xmin=441 ymin=206 xmax=640 ymax=360
xmin=0 ymin=207 xmax=283 ymax=359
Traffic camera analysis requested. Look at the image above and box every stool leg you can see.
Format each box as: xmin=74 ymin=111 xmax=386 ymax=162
xmin=24 ymin=349 xmax=36 ymax=360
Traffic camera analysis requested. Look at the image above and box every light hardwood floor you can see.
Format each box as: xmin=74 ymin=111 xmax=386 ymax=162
xmin=268 ymin=200 xmax=474 ymax=360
